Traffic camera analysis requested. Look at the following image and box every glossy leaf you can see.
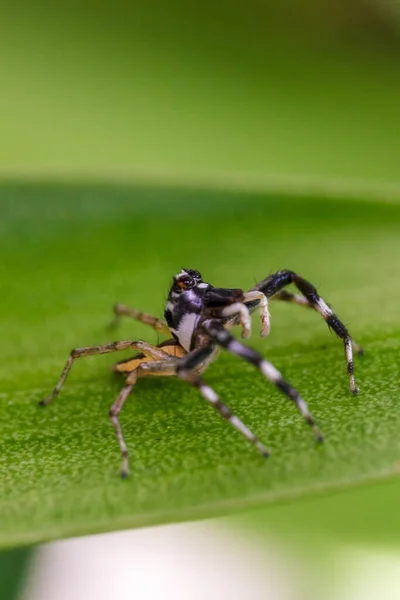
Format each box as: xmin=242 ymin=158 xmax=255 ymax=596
xmin=1 ymin=182 xmax=399 ymax=548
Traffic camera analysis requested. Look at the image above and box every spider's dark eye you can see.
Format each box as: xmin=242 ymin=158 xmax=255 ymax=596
xmin=184 ymin=269 xmax=202 ymax=281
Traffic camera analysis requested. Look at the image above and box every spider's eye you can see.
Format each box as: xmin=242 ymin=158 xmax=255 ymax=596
xmin=177 ymin=276 xmax=195 ymax=290
xmin=184 ymin=269 xmax=202 ymax=281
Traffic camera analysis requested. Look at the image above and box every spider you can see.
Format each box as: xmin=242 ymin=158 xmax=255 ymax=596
xmin=40 ymin=268 xmax=363 ymax=477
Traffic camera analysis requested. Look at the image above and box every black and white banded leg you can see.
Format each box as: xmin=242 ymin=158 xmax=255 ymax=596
xmin=253 ymin=270 xmax=362 ymax=394
xmin=176 ymin=346 xmax=270 ymax=457
xmin=202 ymin=320 xmax=324 ymax=442
xmin=270 ymin=290 xmax=363 ymax=356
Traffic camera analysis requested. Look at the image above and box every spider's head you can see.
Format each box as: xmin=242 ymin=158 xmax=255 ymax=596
xmin=172 ymin=268 xmax=203 ymax=292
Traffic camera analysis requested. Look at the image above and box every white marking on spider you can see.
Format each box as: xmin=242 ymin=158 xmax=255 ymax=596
xmin=230 ymin=416 xmax=254 ymax=439
xmin=201 ymin=385 xmax=218 ymax=403
xmin=176 ymin=313 xmax=200 ymax=352
xmin=260 ymin=361 xmax=281 ymax=382
xmin=316 ymin=298 xmax=332 ymax=319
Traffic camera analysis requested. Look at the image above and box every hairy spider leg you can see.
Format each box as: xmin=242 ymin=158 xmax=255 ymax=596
xmin=111 ymin=359 xmax=178 ymax=477
xmin=252 ymin=270 xmax=362 ymax=394
xmin=176 ymin=346 xmax=270 ymax=457
xmin=270 ymin=290 xmax=363 ymax=355
xmin=109 ymin=304 xmax=170 ymax=335
xmin=202 ymin=320 xmax=324 ymax=442
xmin=39 ymin=340 xmax=171 ymax=406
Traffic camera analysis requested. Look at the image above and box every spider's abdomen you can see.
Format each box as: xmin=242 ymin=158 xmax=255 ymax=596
xmin=164 ymin=287 xmax=208 ymax=352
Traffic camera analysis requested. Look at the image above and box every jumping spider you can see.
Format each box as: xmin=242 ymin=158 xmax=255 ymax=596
xmin=40 ymin=269 xmax=362 ymax=477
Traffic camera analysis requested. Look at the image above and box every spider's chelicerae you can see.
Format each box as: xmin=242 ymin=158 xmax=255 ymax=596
xmin=41 ymin=268 xmax=363 ymax=477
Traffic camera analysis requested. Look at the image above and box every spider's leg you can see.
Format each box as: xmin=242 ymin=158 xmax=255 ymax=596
xmin=40 ymin=340 xmax=170 ymax=406
xmin=111 ymin=358 xmax=178 ymax=477
xmin=109 ymin=377 xmax=136 ymax=478
xmin=253 ymin=270 xmax=362 ymax=394
xmin=270 ymin=290 xmax=362 ymax=355
xmin=271 ymin=290 xmax=312 ymax=308
xmin=176 ymin=346 xmax=270 ymax=457
xmin=109 ymin=304 xmax=170 ymax=335
xmin=202 ymin=320 xmax=323 ymax=443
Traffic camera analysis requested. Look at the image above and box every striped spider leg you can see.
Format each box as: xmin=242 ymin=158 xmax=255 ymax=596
xmin=249 ymin=270 xmax=362 ymax=394
xmin=200 ymin=320 xmax=323 ymax=443
xmin=270 ymin=290 xmax=363 ymax=356
xmin=176 ymin=345 xmax=271 ymax=458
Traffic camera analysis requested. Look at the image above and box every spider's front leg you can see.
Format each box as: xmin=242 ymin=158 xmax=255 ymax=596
xmin=201 ymin=319 xmax=324 ymax=443
xmin=252 ymin=270 xmax=362 ymax=394
xmin=175 ymin=346 xmax=270 ymax=457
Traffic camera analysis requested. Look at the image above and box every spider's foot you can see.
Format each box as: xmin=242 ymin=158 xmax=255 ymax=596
xmin=255 ymin=440 xmax=270 ymax=458
xmin=39 ymin=396 xmax=51 ymax=407
xmin=313 ymin=425 xmax=324 ymax=444
xmin=349 ymin=376 xmax=359 ymax=395
xmin=120 ymin=454 xmax=129 ymax=478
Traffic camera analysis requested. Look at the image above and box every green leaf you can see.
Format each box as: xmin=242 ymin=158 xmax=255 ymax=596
xmin=1 ymin=180 xmax=400 ymax=549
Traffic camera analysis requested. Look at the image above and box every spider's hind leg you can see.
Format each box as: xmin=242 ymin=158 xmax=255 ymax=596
xmin=111 ymin=357 xmax=179 ymax=478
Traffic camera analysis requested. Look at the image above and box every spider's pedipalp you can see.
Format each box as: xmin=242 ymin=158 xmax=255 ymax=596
xmin=243 ymin=290 xmax=270 ymax=336
xmin=220 ymin=302 xmax=251 ymax=338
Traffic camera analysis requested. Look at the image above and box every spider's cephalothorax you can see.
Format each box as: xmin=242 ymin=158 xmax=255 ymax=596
xmin=164 ymin=269 xmax=210 ymax=352
xmin=40 ymin=268 xmax=363 ymax=477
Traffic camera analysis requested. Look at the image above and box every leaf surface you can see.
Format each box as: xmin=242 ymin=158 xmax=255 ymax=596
xmin=1 ymin=182 xmax=399 ymax=548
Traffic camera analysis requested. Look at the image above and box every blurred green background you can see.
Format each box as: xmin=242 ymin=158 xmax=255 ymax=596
xmin=2 ymin=1 xmax=400 ymax=598
xmin=2 ymin=0 xmax=400 ymax=180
